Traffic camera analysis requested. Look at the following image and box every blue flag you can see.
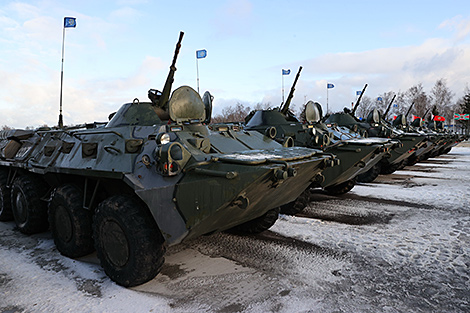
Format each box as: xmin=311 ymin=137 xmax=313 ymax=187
xmin=356 ymin=90 xmax=362 ymax=96
xmin=377 ymin=97 xmax=383 ymax=101
xmin=64 ymin=17 xmax=76 ymax=28
xmin=282 ymin=69 xmax=290 ymax=75
xmin=327 ymin=83 xmax=334 ymax=89
xmin=196 ymin=49 xmax=207 ymax=59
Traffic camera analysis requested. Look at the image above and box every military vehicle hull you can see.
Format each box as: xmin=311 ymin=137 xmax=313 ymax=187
xmin=321 ymin=137 xmax=391 ymax=187
xmin=0 ymin=94 xmax=335 ymax=287
xmin=325 ymin=112 xmax=430 ymax=174
xmin=244 ymin=108 xmax=391 ymax=195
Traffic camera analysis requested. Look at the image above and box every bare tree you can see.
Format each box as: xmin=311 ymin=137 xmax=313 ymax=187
xmin=211 ymin=102 xmax=272 ymax=124
xmin=429 ymin=78 xmax=454 ymax=122
xmin=1 ymin=125 xmax=12 ymax=131
xmin=355 ymin=96 xmax=374 ymax=119
xmin=253 ymin=102 xmax=272 ymax=110
xmin=387 ymin=91 xmax=408 ymax=119
xmin=375 ymin=91 xmax=396 ymax=118
xmin=403 ymin=83 xmax=429 ymax=120
xmin=454 ymin=86 xmax=470 ymax=135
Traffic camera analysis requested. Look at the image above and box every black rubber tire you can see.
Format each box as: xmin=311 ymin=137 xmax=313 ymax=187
xmin=230 ymin=208 xmax=280 ymax=234
xmin=406 ymin=154 xmax=419 ymax=166
xmin=48 ymin=184 xmax=94 ymax=258
xmin=280 ymin=189 xmax=310 ymax=215
xmin=93 ymin=195 xmax=166 ymax=287
xmin=397 ymin=159 xmax=407 ymax=170
xmin=11 ymin=175 xmax=49 ymax=234
xmin=380 ymin=160 xmax=403 ymax=175
xmin=0 ymin=170 xmax=13 ymax=221
xmin=323 ymin=179 xmax=356 ymax=196
xmin=356 ymin=163 xmax=381 ymax=183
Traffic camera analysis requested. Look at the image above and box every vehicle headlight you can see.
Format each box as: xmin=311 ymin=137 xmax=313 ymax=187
xmin=157 ymin=133 xmax=171 ymax=145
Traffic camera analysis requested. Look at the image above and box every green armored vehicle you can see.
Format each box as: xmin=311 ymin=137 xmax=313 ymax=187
xmin=0 ymin=33 xmax=336 ymax=286
xmin=325 ymin=90 xmax=428 ymax=175
xmin=243 ymin=67 xmax=392 ymax=203
xmin=410 ymin=116 xmax=462 ymax=159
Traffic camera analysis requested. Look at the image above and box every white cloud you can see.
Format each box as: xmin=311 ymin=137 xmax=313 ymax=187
xmin=439 ymin=15 xmax=470 ymax=42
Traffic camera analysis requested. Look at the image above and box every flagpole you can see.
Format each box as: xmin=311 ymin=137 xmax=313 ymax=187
xmin=196 ymin=57 xmax=200 ymax=94
xmin=327 ymin=87 xmax=329 ymax=114
xmin=282 ymin=73 xmax=285 ymax=104
xmin=58 ymin=25 xmax=66 ymax=128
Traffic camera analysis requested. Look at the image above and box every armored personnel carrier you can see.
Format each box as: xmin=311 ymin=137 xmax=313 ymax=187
xmin=411 ymin=116 xmax=462 ymax=159
xmin=243 ymin=67 xmax=392 ymax=202
xmin=325 ymin=89 xmax=428 ymax=175
xmin=0 ymin=32 xmax=336 ymax=286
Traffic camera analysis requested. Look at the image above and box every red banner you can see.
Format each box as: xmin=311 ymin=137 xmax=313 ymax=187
xmin=433 ymin=115 xmax=445 ymax=122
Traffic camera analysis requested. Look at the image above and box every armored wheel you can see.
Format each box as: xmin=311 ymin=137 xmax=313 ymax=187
xmin=356 ymin=163 xmax=381 ymax=183
xmin=48 ymin=184 xmax=94 ymax=258
xmin=230 ymin=207 xmax=280 ymax=234
xmin=93 ymin=195 xmax=166 ymax=287
xmin=323 ymin=179 xmax=356 ymax=196
xmin=280 ymin=189 xmax=311 ymax=215
xmin=11 ymin=174 xmax=49 ymax=234
xmin=381 ymin=160 xmax=403 ymax=175
xmin=0 ymin=170 xmax=13 ymax=221
xmin=406 ymin=154 xmax=419 ymax=166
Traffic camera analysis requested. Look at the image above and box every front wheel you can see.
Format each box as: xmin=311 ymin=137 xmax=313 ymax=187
xmin=93 ymin=195 xmax=166 ymax=287
xmin=11 ymin=175 xmax=48 ymax=234
xmin=323 ymin=179 xmax=356 ymax=196
xmin=230 ymin=208 xmax=280 ymax=234
xmin=280 ymin=189 xmax=311 ymax=215
xmin=0 ymin=170 xmax=13 ymax=221
xmin=48 ymin=184 xmax=94 ymax=258
xmin=381 ymin=160 xmax=403 ymax=175
xmin=356 ymin=163 xmax=381 ymax=183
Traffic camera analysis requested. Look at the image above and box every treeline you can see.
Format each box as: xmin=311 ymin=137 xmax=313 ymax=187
xmin=212 ymin=78 xmax=470 ymax=130
xmin=211 ymin=102 xmax=273 ymax=123
xmin=353 ymin=78 xmax=466 ymax=123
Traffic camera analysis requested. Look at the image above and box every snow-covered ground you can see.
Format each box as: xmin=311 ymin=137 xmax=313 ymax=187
xmin=1 ymin=144 xmax=469 ymax=313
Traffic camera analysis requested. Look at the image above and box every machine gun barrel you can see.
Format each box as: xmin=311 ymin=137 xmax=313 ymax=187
xmin=405 ymin=101 xmax=415 ymax=119
xmin=383 ymin=94 xmax=396 ymax=119
xmin=422 ymin=107 xmax=431 ymax=121
xmin=351 ymin=83 xmax=368 ymax=116
xmin=280 ymin=66 xmax=302 ymax=115
xmin=157 ymin=31 xmax=184 ymax=109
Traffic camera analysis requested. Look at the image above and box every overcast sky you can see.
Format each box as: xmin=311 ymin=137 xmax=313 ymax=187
xmin=1 ymin=0 xmax=470 ymax=128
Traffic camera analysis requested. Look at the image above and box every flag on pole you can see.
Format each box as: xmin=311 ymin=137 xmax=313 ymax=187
xmin=327 ymin=83 xmax=334 ymax=89
xmin=433 ymin=115 xmax=445 ymax=122
xmin=282 ymin=69 xmax=290 ymax=75
xmin=64 ymin=17 xmax=76 ymax=28
xmin=412 ymin=115 xmax=420 ymax=120
xmin=454 ymin=113 xmax=470 ymax=120
xmin=356 ymin=90 xmax=362 ymax=96
xmin=196 ymin=49 xmax=207 ymax=59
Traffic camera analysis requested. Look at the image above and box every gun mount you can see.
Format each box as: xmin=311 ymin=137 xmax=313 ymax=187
xmin=280 ymin=66 xmax=303 ymax=115
xmin=351 ymin=84 xmax=368 ymax=116
xmin=383 ymin=95 xmax=396 ymax=119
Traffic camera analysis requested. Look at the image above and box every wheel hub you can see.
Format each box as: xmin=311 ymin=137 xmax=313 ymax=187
xmin=55 ymin=205 xmax=73 ymax=243
xmin=14 ymin=191 xmax=28 ymax=223
xmin=101 ymin=220 xmax=129 ymax=268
